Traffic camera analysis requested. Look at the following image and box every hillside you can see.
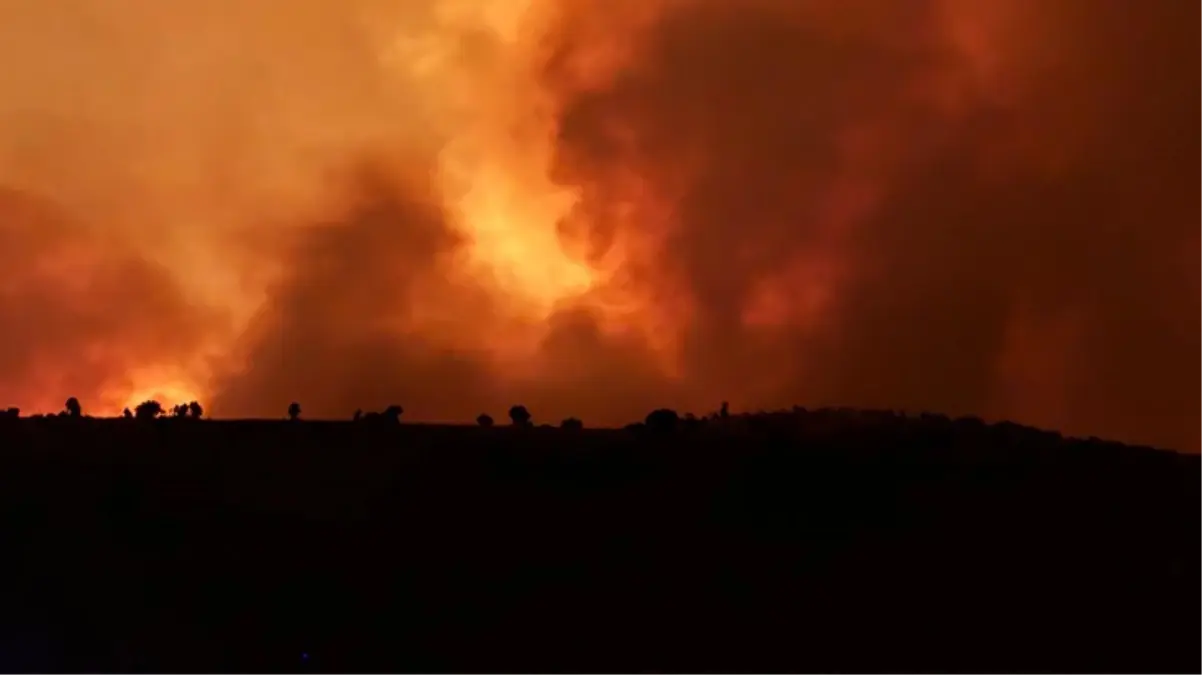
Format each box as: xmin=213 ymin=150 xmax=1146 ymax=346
xmin=0 ymin=410 xmax=1197 ymax=672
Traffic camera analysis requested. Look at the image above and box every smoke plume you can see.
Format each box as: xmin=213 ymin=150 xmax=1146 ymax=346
xmin=0 ymin=0 xmax=1196 ymax=450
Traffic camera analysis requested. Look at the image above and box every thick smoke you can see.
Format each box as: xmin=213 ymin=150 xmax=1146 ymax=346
xmin=0 ymin=187 xmax=221 ymax=413
xmin=0 ymin=0 xmax=1196 ymax=451
xmin=538 ymin=0 xmax=1199 ymax=450
xmin=0 ymin=0 xmax=455 ymax=410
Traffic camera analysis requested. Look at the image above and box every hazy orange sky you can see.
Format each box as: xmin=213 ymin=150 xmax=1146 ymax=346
xmin=0 ymin=0 xmax=1197 ymax=451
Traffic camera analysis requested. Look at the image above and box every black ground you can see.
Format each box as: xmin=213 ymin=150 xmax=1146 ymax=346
xmin=1 ymin=412 xmax=1197 ymax=672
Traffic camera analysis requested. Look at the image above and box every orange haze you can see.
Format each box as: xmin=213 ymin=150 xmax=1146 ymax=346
xmin=0 ymin=0 xmax=1197 ymax=451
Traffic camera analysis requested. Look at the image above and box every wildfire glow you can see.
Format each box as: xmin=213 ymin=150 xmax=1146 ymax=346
xmin=451 ymin=175 xmax=596 ymax=312
xmin=108 ymin=379 xmax=205 ymax=417
xmin=0 ymin=0 xmax=1194 ymax=452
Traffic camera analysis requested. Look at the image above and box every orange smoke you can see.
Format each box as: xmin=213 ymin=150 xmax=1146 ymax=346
xmin=0 ymin=0 xmax=1196 ymax=451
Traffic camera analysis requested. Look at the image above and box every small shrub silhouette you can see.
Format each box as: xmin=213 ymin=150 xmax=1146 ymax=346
xmin=135 ymin=400 xmax=163 ymax=420
xmin=382 ymin=405 xmax=404 ymax=424
xmin=645 ymin=408 xmax=680 ymax=432
xmin=288 ymin=402 xmax=302 ymax=421
xmin=560 ymin=417 xmax=583 ymax=431
xmin=508 ymin=405 xmax=532 ymax=427
xmin=477 ymin=413 xmax=494 ymax=427
xmin=64 ymin=397 xmax=82 ymax=418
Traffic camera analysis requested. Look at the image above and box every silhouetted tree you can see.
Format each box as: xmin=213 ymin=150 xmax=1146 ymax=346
xmin=64 ymin=397 xmax=82 ymax=418
xmin=508 ymin=405 xmax=532 ymax=427
xmin=353 ymin=409 xmax=363 ymax=422
xmin=645 ymin=408 xmax=680 ymax=432
xmin=477 ymin=413 xmax=494 ymax=427
xmin=720 ymin=401 xmax=730 ymax=419
xmin=172 ymin=403 xmax=188 ymax=418
xmin=288 ymin=402 xmax=302 ymax=421
xmin=2 ymin=407 xmax=18 ymax=419
xmin=383 ymin=405 xmax=404 ymax=424
xmin=122 ymin=407 xmax=133 ymax=419
xmin=560 ymin=417 xmax=583 ymax=431
xmin=135 ymin=400 xmax=163 ymax=420
xmin=188 ymin=401 xmax=203 ymax=419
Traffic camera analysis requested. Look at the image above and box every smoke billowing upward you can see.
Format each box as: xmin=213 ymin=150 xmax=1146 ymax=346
xmin=0 ymin=0 xmax=1196 ymax=451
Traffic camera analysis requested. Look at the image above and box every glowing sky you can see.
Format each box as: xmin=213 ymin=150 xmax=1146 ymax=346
xmin=0 ymin=0 xmax=1197 ymax=451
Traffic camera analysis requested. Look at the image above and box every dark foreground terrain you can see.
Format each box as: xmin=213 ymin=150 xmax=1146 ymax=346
xmin=0 ymin=411 xmax=1197 ymax=673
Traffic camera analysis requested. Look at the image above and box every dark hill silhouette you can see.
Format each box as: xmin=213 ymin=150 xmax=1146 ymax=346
xmin=0 ymin=405 xmax=1196 ymax=672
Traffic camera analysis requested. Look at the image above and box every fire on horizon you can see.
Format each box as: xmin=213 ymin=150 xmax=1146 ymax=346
xmin=0 ymin=0 xmax=1196 ymax=451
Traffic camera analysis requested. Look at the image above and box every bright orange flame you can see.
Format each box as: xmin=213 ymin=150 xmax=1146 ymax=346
xmin=451 ymin=171 xmax=597 ymax=313
xmin=407 ymin=0 xmax=607 ymax=317
xmin=101 ymin=375 xmax=205 ymax=417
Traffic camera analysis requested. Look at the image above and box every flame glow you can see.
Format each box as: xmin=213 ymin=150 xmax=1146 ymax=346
xmin=0 ymin=0 xmax=1195 ymax=450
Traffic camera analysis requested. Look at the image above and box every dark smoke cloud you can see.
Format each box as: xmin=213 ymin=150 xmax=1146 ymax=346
xmin=534 ymin=0 xmax=1199 ymax=449
xmin=1 ymin=0 xmax=1195 ymax=451
xmin=209 ymin=164 xmax=499 ymax=419
xmin=209 ymin=161 xmax=679 ymax=425
xmin=0 ymin=187 xmax=222 ymax=412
